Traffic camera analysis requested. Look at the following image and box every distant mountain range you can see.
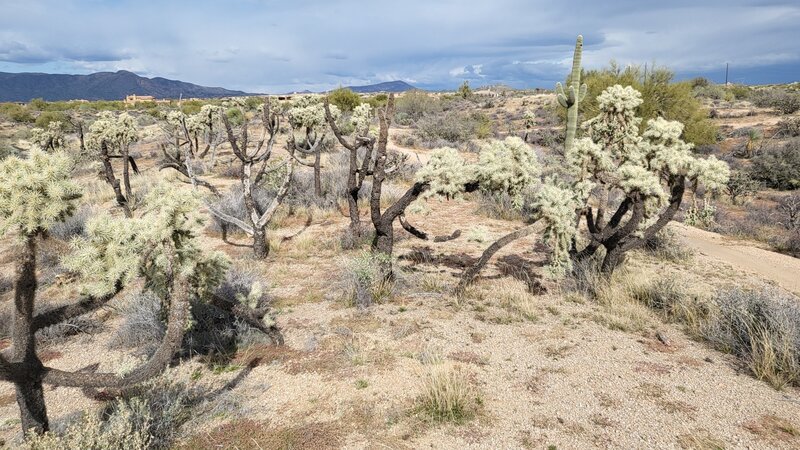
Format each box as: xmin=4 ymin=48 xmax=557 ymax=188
xmin=343 ymin=80 xmax=418 ymax=93
xmin=0 ymin=69 xmax=420 ymax=102
xmin=0 ymin=70 xmax=249 ymax=102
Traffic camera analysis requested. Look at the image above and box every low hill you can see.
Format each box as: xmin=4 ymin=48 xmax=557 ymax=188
xmin=0 ymin=70 xmax=250 ymax=102
xmin=344 ymin=80 xmax=418 ymax=93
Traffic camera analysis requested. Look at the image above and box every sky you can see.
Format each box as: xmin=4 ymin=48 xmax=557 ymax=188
xmin=0 ymin=0 xmax=798 ymax=93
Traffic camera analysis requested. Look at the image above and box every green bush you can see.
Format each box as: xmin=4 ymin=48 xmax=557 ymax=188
xmin=1 ymin=104 xmax=35 ymax=123
xmin=750 ymin=139 xmax=800 ymax=190
xmin=328 ymin=87 xmax=361 ymax=112
xmin=414 ymin=111 xmax=476 ymax=145
xmin=569 ymin=64 xmax=717 ymax=146
xmin=752 ymin=88 xmax=800 ymax=114
xmin=34 ymin=111 xmax=69 ymax=130
xmin=395 ymin=90 xmax=440 ymax=122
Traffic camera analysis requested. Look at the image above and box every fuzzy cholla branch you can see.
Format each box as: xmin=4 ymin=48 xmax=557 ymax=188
xmin=288 ymin=95 xmax=340 ymax=131
xmin=351 ymin=103 xmax=374 ymax=137
xmin=415 ymin=147 xmax=473 ymax=198
xmin=87 ymin=112 xmax=139 ymax=152
xmin=0 ymin=149 xmax=82 ymax=237
xmin=475 ymin=137 xmax=541 ymax=208
xmin=530 ymin=182 xmax=582 ymax=276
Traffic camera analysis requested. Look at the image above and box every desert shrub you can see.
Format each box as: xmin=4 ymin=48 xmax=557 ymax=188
xmin=327 ymin=87 xmax=361 ymax=112
xmin=705 ymin=287 xmax=800 ymax=389
xmin=395 ymin=90 xmax=440 ymax=122
xmin=414 ymin=111 xmax=477 ymax=146
xmin=693 ymin=83 xmax=730 ymax=101
xmin=24 ymin=399 xmax=152 ymax=450
xmin=574 ymin=64 xmax=717 ymax=146
xmin=641 ymin=228 xmax=693 ymax=263
xmin=109 ymin=291 xmax=165 ymax=355
xmin=527 ymin=127 xmax=565 ymax=149
xmin=36 ymin=315 xmax=104 ymax=347
xmin=49 ymin=205 xmax=93 ymax=240
xmin=752 ymin=88 xmax=800 ymax=114
xmin=776 ymin=117 xmax=800 ymax=138
xmin=4 ymin=104 xmax=35 ymax=123
xmin=750 ymin=139 xmax=800 ymax=190
xmin=341 ymin=252 xmax=395 ymax=308
xmin=34 ymin=111 xmax=69 ymax=130
xmin=26 ymin=375 xmax=198 ymax=450
xmin=726 ymin=170 xmax=761 ymax=205
xmin=416 ymin=363 xmax=478 ymax=423
xmin=476 ymin=191 xmax=524 ymax=222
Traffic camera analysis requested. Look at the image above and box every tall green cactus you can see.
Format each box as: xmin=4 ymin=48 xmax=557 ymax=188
xmin=556 ymin=35 xmax=588 ymax=153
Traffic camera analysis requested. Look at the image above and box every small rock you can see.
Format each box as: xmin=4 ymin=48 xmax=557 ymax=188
xmin=704 ymin=356 xmax=713 ymax=363
xmin=656 ymin=331 xmax=670 ymax=346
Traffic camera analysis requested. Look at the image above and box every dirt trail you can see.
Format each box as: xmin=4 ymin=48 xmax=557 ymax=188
xmin=673 ymin=222 xmax=800 ymax=295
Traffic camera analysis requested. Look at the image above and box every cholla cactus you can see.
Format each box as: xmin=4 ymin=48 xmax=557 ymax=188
xmin=288 ymin=95 xmax=340 ymax=130
xmin=0 ymin=150 xmax=81 ymax=237
xmin=570 ymin=84 xmax=730 ymax=272
xmin=475 ymin=137 xmax=541 ymax=208
xmin=87 ymin=112 xmax=140 ymax=217
xmin=0 ymin=155 xmax=200 ymax=437
xmin=351 ymin=103 xmax=374 ymax=137
xmin=87 ymin=112 xmax=138 ymax=152
xmin=160 ymin=106 xmax=223 ymax=194
xmin=287 ymin=96 xmax=340 ymax=197
xmin=416 ymin=147 xmax=474 ymax=198
xmin=29 ymin=121 xmax=65 ymax=151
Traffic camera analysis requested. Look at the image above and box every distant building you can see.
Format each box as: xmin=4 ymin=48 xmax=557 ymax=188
xmin=124 ymin=94 xmax=156 ymax=104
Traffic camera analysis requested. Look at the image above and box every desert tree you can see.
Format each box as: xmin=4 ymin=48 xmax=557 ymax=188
xmin=86 ymin=112 xmax=140 ymax=217
xmin=456 ymin=35 xmax=730 ymax=293
xmin=210 ymin=98 xmax=294 ymax=259
xmin=159 ymin=106 xmax=224 ymax=195
xmin=569 ymin=86 xmax=729 ymax=272
xmin=29 ymin=121 xmax=65 ymax=151
xmin=286 ymin=95 xmax=339 ymax=197
xmin=324 ymin=100 xmax=376 ymax=233
xmin=458 ymin=80 xmax=472 ymax=99
xmin=0 ymin=151 xmax=203 ymax=437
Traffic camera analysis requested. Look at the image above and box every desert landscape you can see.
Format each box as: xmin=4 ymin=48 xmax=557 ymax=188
xmin=1 ymin=3 xmax=800 ymax=449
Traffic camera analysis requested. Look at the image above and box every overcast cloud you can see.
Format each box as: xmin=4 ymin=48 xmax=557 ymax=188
xmin=0 ymin=0 xmax=797 ymax=92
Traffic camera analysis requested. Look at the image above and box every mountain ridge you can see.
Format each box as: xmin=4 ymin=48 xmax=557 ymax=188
xmin=0 ymin=70 xmax=250 ymax=102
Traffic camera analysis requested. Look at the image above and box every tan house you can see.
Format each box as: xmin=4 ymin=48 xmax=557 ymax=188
xmin=124 ymin=94 xmax=156 ymax=104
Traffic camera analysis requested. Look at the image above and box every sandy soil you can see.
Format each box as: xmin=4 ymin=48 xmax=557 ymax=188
xmin=674 ymin=223 xmax=800 ymax=296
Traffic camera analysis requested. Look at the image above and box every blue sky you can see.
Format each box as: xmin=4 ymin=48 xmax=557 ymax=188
xmin=0 ymin=0 xmax=798 ymax=92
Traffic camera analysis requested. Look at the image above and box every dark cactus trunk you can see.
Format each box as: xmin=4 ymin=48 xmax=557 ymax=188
xmin=313 ymin=151 xmax=322 ymax=197
xmin=253 ymin=227 xmax=269 ymax=259
xmin=12 ymin=236 xmax=48 ymax=435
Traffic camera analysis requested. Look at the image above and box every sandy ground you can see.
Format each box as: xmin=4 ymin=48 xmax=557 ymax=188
xmin=1 ymin=94 xmax=800 ymax=449
xmin=674 ymin=222 xmax=800 ymax=296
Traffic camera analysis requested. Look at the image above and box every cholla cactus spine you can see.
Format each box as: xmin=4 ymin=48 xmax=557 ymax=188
xmin=0 ymin=150 xmax=81 ymax=238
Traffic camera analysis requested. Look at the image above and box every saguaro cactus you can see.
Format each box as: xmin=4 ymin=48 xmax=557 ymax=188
xmin=556 ymin=35 xmax=588 ymax=153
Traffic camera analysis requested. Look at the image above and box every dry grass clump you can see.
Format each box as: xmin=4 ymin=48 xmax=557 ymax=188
xmin=339 ymin=252 xmax=397 ymax=308
xmin=416 ymin=363 xmax=479 ymax=424
xmin=705 ymin=287 xmax=800 ymax=389
xmin=641 ymin=228 xmax=694 ymax=263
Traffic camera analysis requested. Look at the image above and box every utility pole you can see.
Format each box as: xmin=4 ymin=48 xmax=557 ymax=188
xmin=725 ymin=63 xmax=729 ymax=85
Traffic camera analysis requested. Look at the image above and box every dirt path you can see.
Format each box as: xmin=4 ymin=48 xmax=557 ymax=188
xmin=673 ymin=222 xmax=800 ymax=295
